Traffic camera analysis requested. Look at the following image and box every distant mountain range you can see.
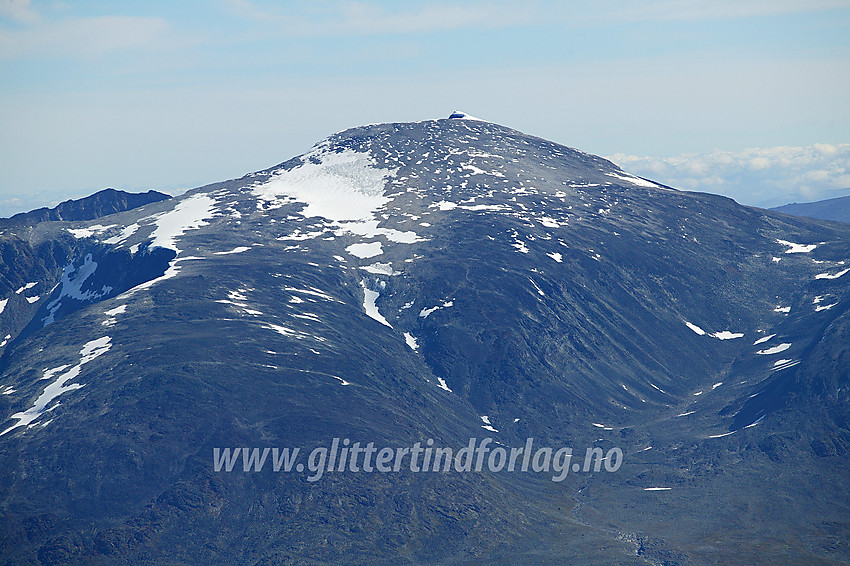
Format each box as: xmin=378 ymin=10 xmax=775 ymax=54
xmin=0 ymin=188 xmax=170 ymax=228
xmin=0 ymin=115 xmax=847 ymax=565
xmin=772 ymin=193 xmax=850 ymax=223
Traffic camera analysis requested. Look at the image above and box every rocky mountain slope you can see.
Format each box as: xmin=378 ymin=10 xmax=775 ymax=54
xmin=0 ymin=114 xmax=848 ymax=565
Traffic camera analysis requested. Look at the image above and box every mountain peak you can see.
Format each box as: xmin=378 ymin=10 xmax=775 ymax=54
xmin=0 ymin=117 xmax=848 ymax=565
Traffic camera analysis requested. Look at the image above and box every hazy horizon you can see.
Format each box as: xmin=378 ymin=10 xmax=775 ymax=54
xmin=2 ymin=0 xmax=849 ymax=216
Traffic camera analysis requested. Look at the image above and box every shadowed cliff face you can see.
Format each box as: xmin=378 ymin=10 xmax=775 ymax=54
xmin=0 ymin=117 xmax=848 ymax=565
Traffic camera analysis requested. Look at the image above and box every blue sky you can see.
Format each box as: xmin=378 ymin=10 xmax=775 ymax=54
xmin=1 ymin=0 xmax=849 ymax=215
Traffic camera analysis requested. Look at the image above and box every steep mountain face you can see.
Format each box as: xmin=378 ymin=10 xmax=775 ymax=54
xmin=0 ymin=115 xmax=848 ymax=565
xmin=773 ymin=194 xmax=850 ymax=224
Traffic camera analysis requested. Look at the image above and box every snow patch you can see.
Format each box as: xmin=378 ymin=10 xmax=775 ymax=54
xmin=711 ymin=331 xmax=743 ymax=340
xmin=419 ymin=300 xmax=453 ymax=318
xmin=433 ymin=200 xmax=457 ymax=211
xmin=480 ymin=415 xmax=499 ymax=433
xmin=254 ymin=148 xmax=398 ymax=238
xmin=403 ymin=332 xmax=418 ymax=350
xmin=126 ymin=256 xmax=205 ymax=294
xmin=102 ymin=303 xmax=127 ymax=327
xmin=815 ymin=268 xmax=850 ymax=280
xmin=104 ymin=223 xmax=140 ymax=245
xmin=214 ymin=246 xmax=251 ymax=255
xmin=776 ymin=239 xmax=817 ymax=253
xmin=346 ymin=241 xmax=383 ymax=258
xmin=360 ymin=281 xmax=392 ymax=328
xmin=261 ymin=322 xmax=321 ymax=342
xmin=538 ymin=217 xmax=561 ymax=228
xmin=458 ymin=204 xmax=511 ymax=212
xmin=43 ymin=254 xmax=113 ymax=326
xmin=771 ymin=359 xmax=800 ymax=371
xmin=605 ymin=171 xmax=658 ymax=188
xmin=684 ymin=321 xmax=706 ymax=335
xmin=360 ymin=262 xmax=399 ymax=275
xmin=149 ymin=194 xmax=217 ymax=253
xmin=1 ymin=337 xmax=112 ymax=436
xmin=757 ymin=343 xmax=792 ymax=355
xmin=462 ymin=164 xmax=487 ymax=175
xmin=285 ymin=286 xmax=338 ymax=302
xmin=529 ymin=279 xmax=545 ymax=296
xmin=104 ymin=305 xmax=127 ymax=317
xmin=708 ymin=430 xmax=737 ymax=439
xmin=278 ymin=229 xmax=325 ymax=241
xmin=15 ymin=282 xmax=37 ymax=294
xmin=344 ymin=220 xmax=424 ymax=244
xmin=66 ymin=225 xmax=114 ymax=239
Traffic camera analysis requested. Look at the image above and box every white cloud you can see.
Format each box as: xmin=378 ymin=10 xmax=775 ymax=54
xmin=0 ymin=0 xmax=40 ymax=24
xmin=0 ymin=11 xmax=171 ymax=59
xmin=610 ymin=144 xmax=850 ymax=207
